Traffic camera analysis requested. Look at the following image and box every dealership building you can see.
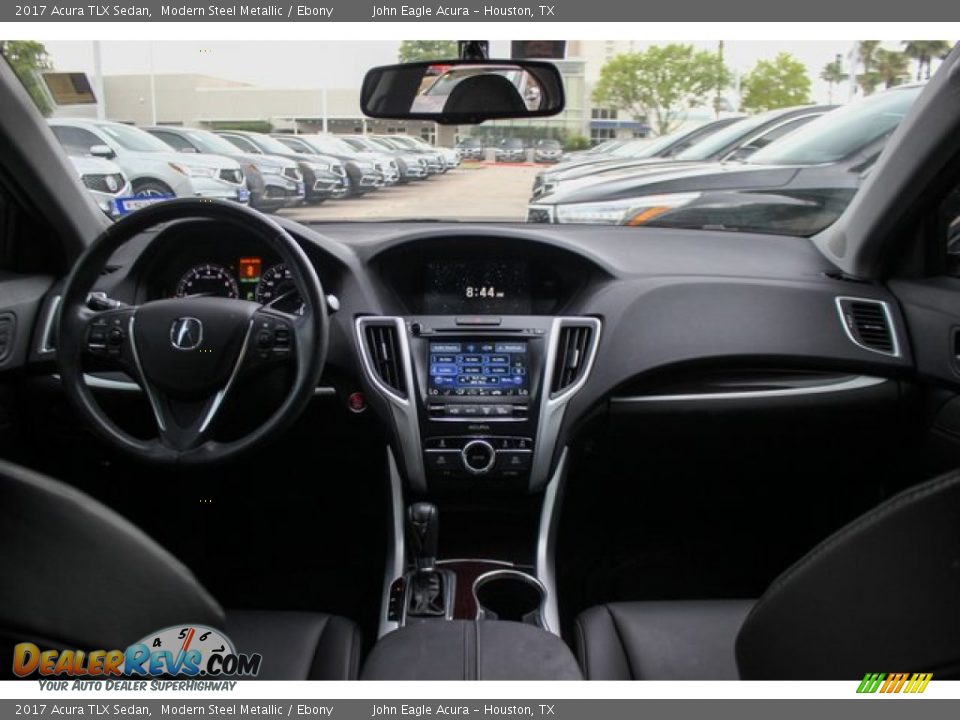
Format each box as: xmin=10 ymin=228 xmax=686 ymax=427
xmin=54 ymin=55 xmax=589 ymax=146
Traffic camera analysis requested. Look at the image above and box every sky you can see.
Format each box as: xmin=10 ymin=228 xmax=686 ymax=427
xmin=39 ymin=39 xmax=948 ymax=106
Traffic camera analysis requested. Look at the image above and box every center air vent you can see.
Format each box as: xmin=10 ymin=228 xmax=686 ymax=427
xmin=364 ymin=322 xmax=407 ymax=397
xmin=836 ymin=297 xmax=898 ymax=357
xmin=551 ymin=324 xmax=595 ymax=395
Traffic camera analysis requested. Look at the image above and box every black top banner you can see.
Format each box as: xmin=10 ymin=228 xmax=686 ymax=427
xmin=4 ymin=0 xmax=960 ymax=21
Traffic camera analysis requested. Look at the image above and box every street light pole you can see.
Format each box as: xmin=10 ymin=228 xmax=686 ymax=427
xmin=147 ymin=42 xmax=157 ymax=126
xmin=92 ymin=41 xmax=105 ymax=120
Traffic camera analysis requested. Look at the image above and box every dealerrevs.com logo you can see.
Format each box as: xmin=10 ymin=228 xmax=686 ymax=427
xmin=13 ymin=625 xmax=261 ymax=679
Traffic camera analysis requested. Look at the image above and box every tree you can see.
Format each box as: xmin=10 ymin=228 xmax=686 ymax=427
xmin=856 ymin=41 xmax=882 ymax=96
xmin=874 ymin=48 xmax=911 ymax=89
xmin=902 ymin=41 xmax=953 ymax=80
xmin=591 ymin=44 xmax=730 ymax=135
xmin=819 ymin=58 xmax=848 ymax=104
xmin=2 ymin=40 xmax=54 ymax=116
xmin=740 ymin=53 xmax=811 ymax=112
xmin=398 ymin=41 xmax=458 ymax=64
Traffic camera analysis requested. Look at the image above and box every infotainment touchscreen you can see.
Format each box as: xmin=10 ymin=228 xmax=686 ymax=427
xmin=428 ymin=341 xmax=529 ymax=397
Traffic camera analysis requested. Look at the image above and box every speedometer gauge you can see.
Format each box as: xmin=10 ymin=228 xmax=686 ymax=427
xmin=256 ymin=263 xmax=304 ymax=314
xmin=176 ymin=263 xmax=239 ymax=299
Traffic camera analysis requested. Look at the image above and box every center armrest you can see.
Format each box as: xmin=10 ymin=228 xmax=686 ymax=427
xmin=361 ymin=620 xmax=583 ymax=680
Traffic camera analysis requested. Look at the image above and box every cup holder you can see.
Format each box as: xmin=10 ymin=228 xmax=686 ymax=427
xmin=472 ymin=569 xmax=546 ymax=627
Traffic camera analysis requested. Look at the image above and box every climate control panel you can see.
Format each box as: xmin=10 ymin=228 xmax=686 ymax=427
xmin=423 ymin=436 xmax=533 ymax=479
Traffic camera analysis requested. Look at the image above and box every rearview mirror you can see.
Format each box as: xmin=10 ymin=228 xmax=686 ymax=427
xmin=361 ymin=59 xmax=565 ymax=125
xmin=89 ymin=144 xmax=115 ymax=159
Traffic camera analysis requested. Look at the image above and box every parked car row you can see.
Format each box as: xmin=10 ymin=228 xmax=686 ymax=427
xmin=455 ymin=137 xmax=569 ymax=163
xmin=46 ymin=118 xmax=460 ymax=217
xmin=527 ymin=90 xmax=916 ymax=235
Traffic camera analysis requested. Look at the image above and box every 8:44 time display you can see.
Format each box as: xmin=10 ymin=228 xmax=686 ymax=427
xmin=464 ymin=286 xmax=504 ymax=300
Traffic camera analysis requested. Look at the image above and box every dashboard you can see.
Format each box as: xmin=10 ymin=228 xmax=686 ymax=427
xmin=54 ymin=219 xmax=914 ymax=496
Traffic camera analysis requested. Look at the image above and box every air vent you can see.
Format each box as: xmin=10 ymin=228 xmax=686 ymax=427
xmin=836 ymin=297 xmax=898 ymax=356
xmin=364 ymin=322 xmax=407 ymax=397
xmin=551 ymin=324 xmax=594 ymax=394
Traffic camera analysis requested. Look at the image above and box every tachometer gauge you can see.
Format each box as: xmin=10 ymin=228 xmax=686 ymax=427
xmin=175 ymin=263 xmax=239 ymax=299
xmin=256 ymin=263 xmax=304 ymax=314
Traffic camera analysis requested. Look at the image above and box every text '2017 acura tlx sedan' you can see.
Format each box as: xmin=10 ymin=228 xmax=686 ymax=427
xmin=1 ymin=42 xmax=960 ymax=683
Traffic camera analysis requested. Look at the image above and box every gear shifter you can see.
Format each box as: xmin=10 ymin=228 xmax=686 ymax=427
xmin=408 ymin=502 xmax=439 ymax=572
xmin=405 ymin=502 xmax=447 ymax=617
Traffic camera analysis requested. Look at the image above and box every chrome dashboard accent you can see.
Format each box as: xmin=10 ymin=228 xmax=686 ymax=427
xmin=355 ymin=316 xmax=425 ymax=492
xmin=835 ymin=296 xmax=901 ymax=358
xmin=530 ymin=317 xmax=601 ymax=492
xmin=536 ymin=447 xmax=568 ymax=636
xmin=379 ymin=448 xmax=407 ymax=638
xmin=610 ymin=374 xmax=889 ymax=404
xmin=40 ymin=295 xmax=62 ymax=354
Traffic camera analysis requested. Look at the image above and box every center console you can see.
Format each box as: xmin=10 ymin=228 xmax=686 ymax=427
xmin=413 ymin=317 xmax=548 ymax=488
xmin=357 ymin=314 xmax=600 ymax=495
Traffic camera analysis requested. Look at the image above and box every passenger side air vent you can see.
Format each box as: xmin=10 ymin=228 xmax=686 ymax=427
xmin=364 ymin=322 xmax=407 ymax=397
xmin=836 ymin=297 xmax=898 ymax=357
xmin=551 ymin=324 xmax=595 ymax=395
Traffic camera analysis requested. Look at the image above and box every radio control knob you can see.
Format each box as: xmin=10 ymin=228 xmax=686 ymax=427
xmin=462 ymin=440 xmax=496 ymax=475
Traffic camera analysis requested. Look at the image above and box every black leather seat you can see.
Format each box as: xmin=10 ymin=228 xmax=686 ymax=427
xmin=576 ymin=469 xmax=960 ymax=679
xmin=0 ymin=459 xmax=361 ymax=680
xmin=445 ymin=75 xmax=528 ymax=115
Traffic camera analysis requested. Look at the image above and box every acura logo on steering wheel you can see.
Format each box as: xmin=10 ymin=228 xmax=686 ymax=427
xmin=170 ymin=317 xmax=203 ymax=351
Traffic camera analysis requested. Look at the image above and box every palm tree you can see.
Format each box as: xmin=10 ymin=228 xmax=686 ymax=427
xmin=856 ymin=41 xmax=882 ymax=96
xmin=902 ymin=41 xmax=953 ymax=80
xmin=820 ymin=58 xmax=848 ymax=103
xmin=874 ymin=48 xmax=911 ymax=89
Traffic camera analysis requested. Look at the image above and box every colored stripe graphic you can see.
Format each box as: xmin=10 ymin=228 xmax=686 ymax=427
xmin=858 ymin=672 xmax=932 ymax=694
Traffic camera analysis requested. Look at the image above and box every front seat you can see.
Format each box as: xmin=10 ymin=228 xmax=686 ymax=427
xmin=575 ymin=468 xmax=960 ymax=679
xmin=0 ymin=458 xmax=361 ymax=680
xmin=445 ymin=74 xmax=528 ymax=115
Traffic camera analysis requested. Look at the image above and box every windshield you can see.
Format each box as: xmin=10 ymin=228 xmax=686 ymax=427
xmin=186 ymin=130 xmax=245 ymax=155
xmin=301 ymin=135 xmax=358 ymax=156
xmin=748 ymin=88 xmax=921 ymax=165
xmin=2 ymin=40 xmax=941 ymax=233
xmin=246 ymin=134 xmax=296 ymax=155
xmin=675 ymin=113 xmax=779 ymax=161
xmin=99 ymin=123 xmax=174 ymax=152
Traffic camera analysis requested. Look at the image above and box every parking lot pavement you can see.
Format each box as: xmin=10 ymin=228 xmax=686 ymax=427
xmin=278 ymin=162 xmax=542 ymax=222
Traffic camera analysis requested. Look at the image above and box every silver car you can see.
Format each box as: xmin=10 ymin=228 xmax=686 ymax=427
xmin=68 ymin=155 xmax=131 ymax=217
xmin=48 ymin=119 xmax=249 ymax=205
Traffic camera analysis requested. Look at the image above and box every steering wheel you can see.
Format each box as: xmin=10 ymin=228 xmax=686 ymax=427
xmin=57 ymin=199 xmax=329 ymax=465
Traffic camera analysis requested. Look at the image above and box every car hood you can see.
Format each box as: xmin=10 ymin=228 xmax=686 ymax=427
xmin=544 ymin=156 xmax=700 ymax=184
xmin=539 ymin=153 xmax=623 ymax=174
xmin=539 ymin=162 xmax=811 ymax=205
xmin=231 ymin=152 xmax=297 ymax=170
xmin=125 ymin=149 xmax=241 ymax=170
xmin=279 ymin=151 xmax=341 ymax=167
xmin=67 ymin=155 xmax=124 ymax=176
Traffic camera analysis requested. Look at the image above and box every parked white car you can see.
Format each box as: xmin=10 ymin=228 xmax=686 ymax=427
xmin=48 ymin=119 xmax=249 ymax=205
xmin=67 ymin=155 xmax=131 ymax=217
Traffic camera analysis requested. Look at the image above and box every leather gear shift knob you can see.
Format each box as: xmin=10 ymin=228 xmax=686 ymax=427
xmin=407 ymin=502 xmax=439 ymax=571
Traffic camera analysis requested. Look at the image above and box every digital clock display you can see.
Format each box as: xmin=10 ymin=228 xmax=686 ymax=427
xmin=424 ymin=260 xmax=530 ymax=314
